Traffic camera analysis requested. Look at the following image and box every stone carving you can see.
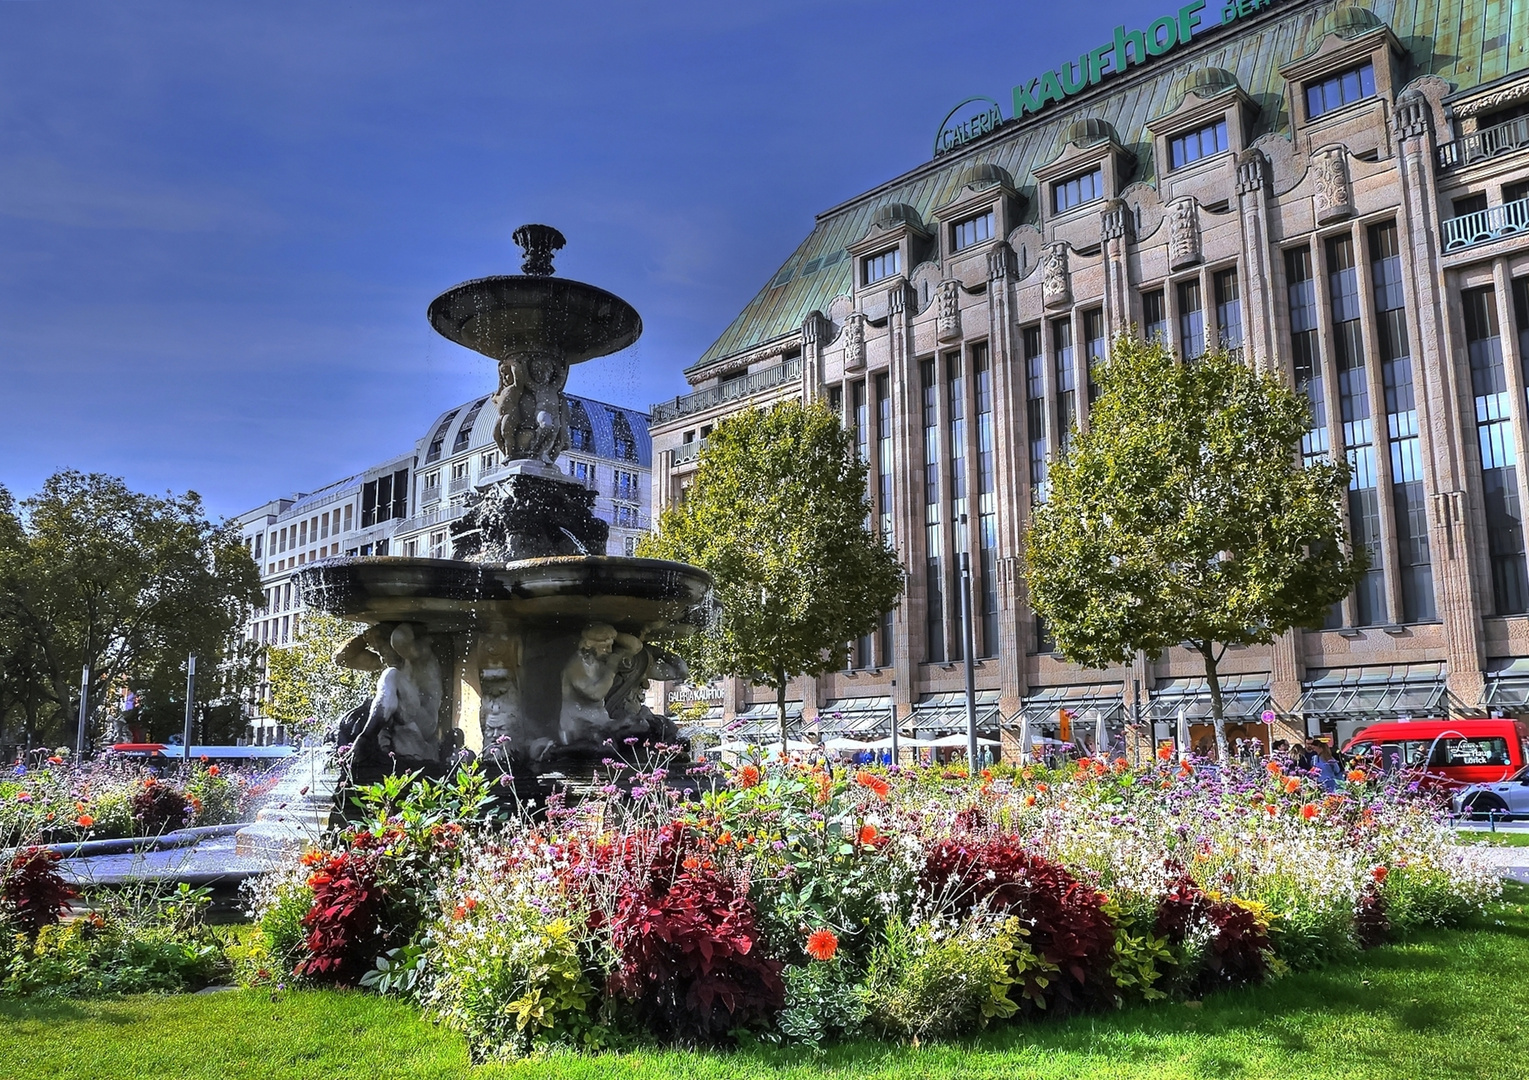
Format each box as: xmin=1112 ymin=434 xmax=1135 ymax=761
xmin=493 ymin=350 xmax=570 ymax=466
xmin=801 ymin=310 xmax=831 ymax=347
xmin=1040 ymin=243 xmax=1070 ymax=308
xmin=605 ymin=642 xmax=688 ymax=743
xmin=887 ymin=280 xmax=910 ymax=316
xmin=336 ymin=623 xmax=444 ymax=767
xmin=841 ymin=312 xmax=866 ymax=370
xmin=1454 ymin=82 xmax=1529 ymax=118
xmin=1393 ymin=90 xmax=1432 ymax=142
xmin=1312 ymin=146 xmax=1352 ymax=224
xmin=452 ymin=472 xmax=608 ymax=561
xmin=513 ymin=223 xmax=564 ymax=277
xmin=558 ymin=624 xmax=646 ymax=746
xmin=1099 ymin=199 xmax=1133 ymax=243
xmin=1235 ymin=149 xmax=1268 ymax=197
xmin=986 ymin=240 xmax=1016 ymax=282
xmin=936 ymin=279 xmax=962 ymax=342
xmin=477 ymin=627 xmax=522 ymax=765
xmin=1168 ymin=198 xmax=1201 ymax=270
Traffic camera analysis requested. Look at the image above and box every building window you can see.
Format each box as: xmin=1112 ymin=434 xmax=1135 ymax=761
xmin=1141 ymin=289 xmax=1166 ymax=343
xmin=921 ymin=358 xmax=945 ymax=663
xmin=480 ymin=450 xmax=498 ymax=473
xmin=827 ymin=385 xmax=844 ymax=418
xmin=1168 ymin=118 xmax=1229 ymax=170
xmin=1214 ymin=268 xmax=1242 ymax=350
xmin=403 ymin=539 xmax=418 ymax=557
xmin=624 ymin=535 xmax=638 ymax=557
xmin=1329 ymin=233 xmax=1385 ymax=626
xmin=569 ymin=459 xmax=595 ymax=488
xmin=1024 ymin=326 xmax=1047 ymax=499
xmin=453 ymin=397 xmax=488 ymax=454
xmin=342 ymin=504 xmax=353 ymax=531
xmin=451 ymin=460 xmax=469 ymax=482
xmin=863 ymin=247 xmax=901 ymax=286
xmin=1178 ymin=279 xmax=1205 ymax=361
xmin=947 ymin=350 xmax=967 ymax=664
xmin=361 ymin=470 xmax=408 ymax=527
xmin=1286 ymin=247 xmax=1331 ymax=471
xmin=615 ymin=469 xmax=639 ymax=501
xmin=569 ymin=401 xmax=594 ymax=451
xmin=613 ymin=503 xmax=638 ymax=528
xmin=1053 ymin=166 xmax=1103 ymax=214
xmin=1083 ymin=308 xmax=1105 ymax=404
xmin=1371 ymin=221 xmax=1434 ymax=622
xmin=428 ymin=530 xmax=448 ymax=560
xmin=951 ymin=210 xmax=994 ymax=252
xmin=298 ymin=520 xmax=307 ymax=546
xmin=425 ymin=409 xmax=459 ymax=463
xmin=1464 ymin=286 xmax=1529 ymax=615
xmin=610 ymin=410 xmax=639 ymax=462
xmin=973 ymin=342 xmax=998 ymax=658
xmin=1306 ymin=61 xmax=1376 ymax=120
xmin=1053 ymin=318 xmax=1076 ymax=458
xmin=874 ymin=373 xmax=895 ymax=669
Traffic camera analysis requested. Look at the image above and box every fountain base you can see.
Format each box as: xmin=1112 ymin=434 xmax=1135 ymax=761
xmin=452 ymin=473 xmax=608 ymax=562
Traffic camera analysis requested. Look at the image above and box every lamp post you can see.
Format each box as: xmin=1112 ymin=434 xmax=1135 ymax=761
xmin=959 ymin=514 xmax=978 ymax=773
xmin=181 ymin=653 xmax=197 ymax=762
xmin=74 ymin=665 xmax=90 ymax=762
xmin=889 ymin=677 xmax=899 ymax=768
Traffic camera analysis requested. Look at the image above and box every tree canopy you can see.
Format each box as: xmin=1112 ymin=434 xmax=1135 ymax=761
xmin=0 ymin=470 xmax=263 ymax=750
xmin=639 ymin=400 xmax=904 ymax=745
xmin=1023 ymin=338 xmax=1361 ymax=760
xmin=264 ymin=611 xmax=372 ymax=737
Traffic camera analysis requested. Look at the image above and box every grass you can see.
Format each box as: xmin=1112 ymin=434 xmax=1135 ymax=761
xmin=1455 ymin=829 xmax=1529 ymax=847
xmin=4 ymin=884 xmax=1527 ymax=1080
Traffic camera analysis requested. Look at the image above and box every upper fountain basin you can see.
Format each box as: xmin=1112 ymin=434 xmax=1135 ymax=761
xmin=427 ymin=276 xmax=642 ymax=365
xmin=297 ymin=554 xmax=710 ymax=635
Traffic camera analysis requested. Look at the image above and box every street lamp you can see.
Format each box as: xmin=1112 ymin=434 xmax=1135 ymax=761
xmin=959 ymin=513 xmax=978 ymax=773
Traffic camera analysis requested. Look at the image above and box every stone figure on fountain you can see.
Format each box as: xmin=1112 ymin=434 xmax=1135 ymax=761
xmin=492 ymin=350 xmax=569 ymax=467
xmin=334 ymin=622 xmax=445 ymax=769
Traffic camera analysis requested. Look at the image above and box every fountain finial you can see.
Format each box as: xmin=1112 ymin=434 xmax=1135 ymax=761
xmin=512 ymin=224 xmax=565 ymax=277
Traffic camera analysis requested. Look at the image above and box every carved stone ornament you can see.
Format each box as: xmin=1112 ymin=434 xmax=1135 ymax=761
xmin=801 ymin=309 xmax=831 ymax=347
xmin=1234 ymin=148 xmax=1268 ymax=197
xmin=1040 ymin=243 xmax=1071 ymax=309
xmin=1168 ymin=198 xmax=1201 ymax=271
xmin=1393 ymin=91 xmax=1432 ymax=142
xmin=887 ymin=280 xmax=910 ymax=316
xmin=1099 ymin=198 xmax=1133 ymax=243
xmin=1312 ymin=146 xmax=1352 ymax=224
xmin=1453 ymin=82 xmax=1529 ymax=119
xmin=841 ymin=312 xmax=866 ymax=370
xmin=936 ymin=279 xmax=962 ymax=342
xmin=987 ymin=240 xmax=1016 ymax=282
xmin=337 ymin=622 xmax=445 ymax=769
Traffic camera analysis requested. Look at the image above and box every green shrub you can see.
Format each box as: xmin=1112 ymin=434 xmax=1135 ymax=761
xmin=860 ymin=918 xmax=1011 ymax=1040
xmin=773 ymin=959 xmax=868 ymax=1049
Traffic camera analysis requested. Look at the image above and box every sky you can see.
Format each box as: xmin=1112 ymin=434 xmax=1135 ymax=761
xmin=0 ymin=0 xmax=1158 ymax=519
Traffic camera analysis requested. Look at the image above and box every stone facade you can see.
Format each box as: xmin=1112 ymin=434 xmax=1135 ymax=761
xmin=648 ymin=1 xmax=1529 ymax=751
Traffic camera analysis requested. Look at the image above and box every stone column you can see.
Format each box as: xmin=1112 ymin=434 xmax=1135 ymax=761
xmin=1235 ymin=149 xmax=1277 ymax=373
xmin=1393 ymin=89 xmax=1487 ymax=704
xmin=802 ymin=311 xmax=830 ymax=404
xmin=1100 ymin=200 xmax=1133 ymax=343
xmin=886 ymin=280 xmax=919 ymax=714
xmin=987 ymin=242 xmax=1028 ymax=717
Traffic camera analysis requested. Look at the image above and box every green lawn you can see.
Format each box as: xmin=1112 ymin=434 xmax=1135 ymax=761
xmin=1457 ymin=829 xmax=1529 ymax=847
xmin=5 ymin=885 xmax=1528 ymax=1080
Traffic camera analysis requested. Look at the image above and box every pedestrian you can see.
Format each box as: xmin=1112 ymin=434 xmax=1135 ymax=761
xmin=1312 ymin=741 xmax=1342 ymax=792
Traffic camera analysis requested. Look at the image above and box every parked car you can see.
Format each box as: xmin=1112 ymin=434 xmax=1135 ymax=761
xmin=1451 ymin=765 xmax=1529 ymax=820
xmin=1342 ymin=717 xmax=1529 ymax=791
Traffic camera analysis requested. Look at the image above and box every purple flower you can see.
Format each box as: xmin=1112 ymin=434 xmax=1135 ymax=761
xmin=631 ymin=786 xmax=649 ymax=798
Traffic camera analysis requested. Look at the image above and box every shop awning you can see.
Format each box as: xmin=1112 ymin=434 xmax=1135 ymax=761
xmin=816 ymin=696 xmax=893 ymax=735
xmin=911 ymin=690 xmax=1001 ymax=736
xmin=1018 ymin=684 xmax=1123 ymax=728
xmin=1147 ymin=674 xmax=1270 ymax=722
xmin=1295 ymin=663 xmax=1463 ymax=719
xmin=1483 ymin=658 xmax=1529 ymax=710
xmin=729 ymin=700 xmax=804 ymax=738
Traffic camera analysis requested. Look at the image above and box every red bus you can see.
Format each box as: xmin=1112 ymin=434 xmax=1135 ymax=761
xmin=1342 ymin=718 xmax=1529 ymax=789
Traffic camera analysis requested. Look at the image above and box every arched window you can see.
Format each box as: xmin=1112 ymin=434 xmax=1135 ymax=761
xmin=569 ymin=401 xmax=594 ymax=452
xmin=610 ymin=410 xmax=638 ymax=462
xmin=453 ymin=398 xmax=489 ymax=454
xmin=425 ymin=409 xmax=459 ymax=463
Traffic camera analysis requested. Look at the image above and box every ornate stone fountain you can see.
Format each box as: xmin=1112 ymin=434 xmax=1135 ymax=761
xmin=296 ymin=226 xmax=710 ymax=787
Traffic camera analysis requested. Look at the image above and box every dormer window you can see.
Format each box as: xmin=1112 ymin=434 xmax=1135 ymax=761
xmin=950 ymin=210 xmax=994 ymax=252
xmin=1169 ymin=118 xmax=1229 ymax=170
xmin=863 ymin=247 xmax=902 ymax=285
xmin=1305 ymin=61 xmax=1375 ymax=120
xmin=1052 ymin=167 xmax=1103 ymax=214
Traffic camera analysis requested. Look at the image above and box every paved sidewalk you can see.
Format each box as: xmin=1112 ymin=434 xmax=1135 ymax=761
xmin=1462 ymin=844 xmax=1529 ymax=883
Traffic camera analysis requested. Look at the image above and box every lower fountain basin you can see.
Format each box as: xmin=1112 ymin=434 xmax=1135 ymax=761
xmin=297 ymin=554 xmax=711 ymax=633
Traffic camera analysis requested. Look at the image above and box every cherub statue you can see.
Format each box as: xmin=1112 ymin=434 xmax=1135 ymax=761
xmin=558 ymin=624 xmax=644 ymax=746
xmin=338 ymin=622 xmax=444 ymax=767
xmin=492 ymin=350 xmax=569 ymax=464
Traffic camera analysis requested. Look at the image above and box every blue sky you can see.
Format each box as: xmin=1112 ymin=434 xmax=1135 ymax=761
xmin=0 ymin=0 xmax=1158 ymax=519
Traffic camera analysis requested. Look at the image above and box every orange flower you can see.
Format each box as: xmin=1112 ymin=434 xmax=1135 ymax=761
xmin=812 ymin=769 xmax=832 ymax=805
xmin=857 ymin=824 xmax=879 ymax=845
xmin=805 ymin=928 xmax=838 ymax=961
xmin=1113 ymin=757 xmax=1130 ymax=773
xmin=717 ymin=831 xmax=733 ymax=846
xmin=1036 ymin=782 xmax=1049 ymax=793
xmin=464 ymin=897 xmax=479 ymax=911
xmin=682 ymin=857 xmax=701 ymax=870
xmin=207 ymin=765 xmax=221 ymax=777
xmin=1024 ymin=794 xmax=1037 ymax=806
xmin=1371 ymin=865 xmax=1389 ymax=883
xmin=1283 ymin=777 xmax=1301 ymax=795
xmin=300 ymin=850 xmax=324 ymax=866
xmin=855 ymin=771 xmax=890 ymax=801
xmin=1157 ymin=745 xmax=1174 ymax=761
xmin=980 ymin=769 xmax=993 ymax=781
xmin=75 ymin=814 xmax=94 ymax=828
xmin=1300 ymin=802 xmax=1319 ymax=820
xmin=1265 ymin=803 xmax=1278 ymax=816
xmin=1346 ymin=769 xmax=1367 ymax=783
xmin=1178 ymin=761 xmax=1194 ymax=777
xmin=737 ymin=764 xmax=761 ymax=789
xmin=306 ymin=872 xmax=332 ymax=889
xmin=1266 ymin=761 xmax=1283 ymax=776
xmin=47 ymin=755 xmax=63 ymax=765
xmin=452 ymin=905 xmax=468 ymax=921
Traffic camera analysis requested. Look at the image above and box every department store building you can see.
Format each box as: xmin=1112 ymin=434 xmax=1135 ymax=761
xmin=648 ymin=0 xmax=1529 ymax=749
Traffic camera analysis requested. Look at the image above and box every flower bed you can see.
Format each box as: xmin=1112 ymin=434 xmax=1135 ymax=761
xmin=1 ymin=756 xmax=272 ymax=844
xmin=244 ymin=755 xmax=1494 ymax=1058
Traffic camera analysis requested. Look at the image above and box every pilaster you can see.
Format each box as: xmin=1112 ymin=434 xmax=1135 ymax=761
xmin=986 ymin=242 xmax=1027 ymax=714
xmin=886 ymin=279 xmax=919 ymax=710
xmin=1235 ymin=148 xmax=1277 ymax=372
xmin=1100 ymin=200 xmax=1133 ymax=343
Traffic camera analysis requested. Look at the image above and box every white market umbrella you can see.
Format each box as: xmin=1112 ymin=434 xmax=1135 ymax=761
xmin=1018 ymin=713 xmax=1033 ymax=762
xmin=715 ymin=738 xmax=818 ymax=756
xmin=861 ymin=736 xmax=941 ymax=749
xmin=928 ymin=733 xmax=1002 ymax=748
xmin=1093 ymin=710 xmax=1109 ymax=758
xmin=824 ymin=737 xmax=874 ymax=752
xmin=1177 ymin=708 xmax=1191 ymax=761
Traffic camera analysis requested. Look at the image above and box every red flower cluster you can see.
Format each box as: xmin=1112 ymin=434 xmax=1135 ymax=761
xmin=1 ymin=846 xmax=77 ymax=937
xmin=855 ymin=771 xmax=890 ymax=801
xmin=294 ymin=851 xmax=387 ymax=986
xmin=131 ymin=780 xmax=192 ymax=834
xmin=1154 ymin=875 xmax=1270 ymax=993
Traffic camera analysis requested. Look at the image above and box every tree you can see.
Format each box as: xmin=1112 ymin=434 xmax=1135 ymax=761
xmin=0 ymin=471 xmax=263 ymax=750
xmin=1023 ymin=338 xmax=1361 ymax=761
xmin=265 ymin=611 xmax=372 ymax=737
xmin=639 ymin=400 xmax=904 ymax=747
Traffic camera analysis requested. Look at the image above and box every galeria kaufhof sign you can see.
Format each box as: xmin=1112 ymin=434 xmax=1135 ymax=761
xmin=934 ymin=0 xmax=1289 ymax=157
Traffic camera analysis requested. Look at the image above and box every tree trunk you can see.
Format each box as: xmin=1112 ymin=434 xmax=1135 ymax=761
xmin=1198 ymin=642 xmax=1230 ymax=762
xmin=776 ymin=671 xmax=788 ymax=754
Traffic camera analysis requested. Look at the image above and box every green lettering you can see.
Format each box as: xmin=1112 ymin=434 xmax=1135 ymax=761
xmin=1087 ymin=43 xmax=1114 ymax=84
xmin=1059 ymin=57 xmax=1089 ymax=95
xmin=1013 ymin=81 xmax=1041 ymax=117
xmin=1113 ymin=25 xmax=1146 ymax=71
xmin=1034 ymin=68 xmax=1065 ymax=108
xmin=1177 ymin=0 xmax=1206 ymax=42
xmin=1145 ymin=15 xmax=1178 ymax=55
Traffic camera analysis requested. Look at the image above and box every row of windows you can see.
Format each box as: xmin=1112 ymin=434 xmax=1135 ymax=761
xmin=257 ymin=503 xmax=355 ymax=564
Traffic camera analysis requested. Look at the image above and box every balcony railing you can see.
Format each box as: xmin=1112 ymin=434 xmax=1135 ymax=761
xmin=394 ymin=503 xmax=467 ymax=537
xmin=1442 ymin=196 xmax=1529 ymax=252
xmin=421 ymin=482 xmax=442 ymax=504
xmin=671 ymin=438 xmax=707 ymax=466
xmin=1437 ymin=114 xmax=1529 ymax=170
xmin=449 ymin=474 xmax=471 ymax=495
xmin=650 ymin=356 xmax=802 ymax=423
